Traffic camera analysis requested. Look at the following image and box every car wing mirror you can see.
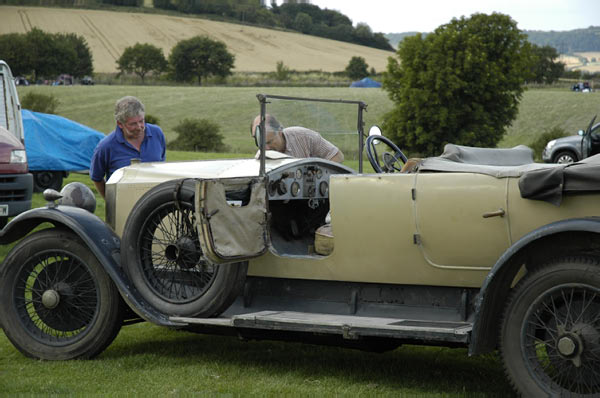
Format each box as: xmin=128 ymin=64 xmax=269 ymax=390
xmin=368 ymin=125 xmax=382 ymax=144
xmin=254 ymin=125 xmax=261 ymax=147
xmin=369 ymin=125 xmax=382 ymax=137
xmin=578 ymin=129 xmax=585 ymax=136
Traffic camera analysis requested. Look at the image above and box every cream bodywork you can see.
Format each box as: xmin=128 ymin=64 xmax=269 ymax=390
xmin=108 ymin=158 xmax=600 ymax=289
xmin=107 ymin=156 xmax=296 ymax=236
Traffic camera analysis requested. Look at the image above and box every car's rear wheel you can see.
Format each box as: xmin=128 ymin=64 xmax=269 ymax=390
xmin=0 ymin=229 xmax=123 ymax=360
xmin=121 ymin=180 xmax=247 ymax=318
xmin=500 ymin=257 xmax=600 ymax=397
xmin=552 ymin=151 xmax=577 ymax=164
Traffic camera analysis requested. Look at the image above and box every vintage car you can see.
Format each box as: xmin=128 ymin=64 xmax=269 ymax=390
xmin=0 ymin=94 xmax=599 ymax=397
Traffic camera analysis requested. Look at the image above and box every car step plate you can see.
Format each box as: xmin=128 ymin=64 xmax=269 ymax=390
xmin=171 ymin=311 xmax=472 ymax=343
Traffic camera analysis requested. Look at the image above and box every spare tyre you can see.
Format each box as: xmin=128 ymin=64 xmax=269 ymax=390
xmin=121 ymin=179 xmax=247 ymax=317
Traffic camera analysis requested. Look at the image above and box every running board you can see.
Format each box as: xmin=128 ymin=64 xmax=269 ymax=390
xmin=171 ymin=311 xmax=472 ymax=343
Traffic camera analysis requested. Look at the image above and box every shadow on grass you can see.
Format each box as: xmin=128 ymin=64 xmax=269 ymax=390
xmin=101 ymin=323 xmax=516 ymax=396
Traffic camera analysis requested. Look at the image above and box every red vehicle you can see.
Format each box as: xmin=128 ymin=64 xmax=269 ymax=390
xmin=0 ymin=126 xmax=32 ymax=228
xmin=0 ymin=60 xmax=33 ymax=228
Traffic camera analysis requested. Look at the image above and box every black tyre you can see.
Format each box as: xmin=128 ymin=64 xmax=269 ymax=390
xmin=121 ymin=180 xmax=247 ymax=318
xmin=552 ymin=151 xmax=577 ymax=164
xmin=33 ymin=171 xmax=64 ymax=192
xmin=500 ymin=257 xmax=600 ymax=397
xmin=0 ymin=229 xmax=123 ymax=360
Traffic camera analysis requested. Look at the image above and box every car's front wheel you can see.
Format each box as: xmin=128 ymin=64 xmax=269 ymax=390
xmin=552 ymin=150 xmax=577 ymax=164
xmin=500 ymin=256 xmax=600 ymax=397
xmin=0 ymin=229 xmax=123 ymax=360
xmin=121 ymin=180 xmax=247 ymax=318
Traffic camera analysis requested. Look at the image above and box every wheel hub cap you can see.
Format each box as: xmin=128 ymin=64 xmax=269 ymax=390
xmin=557 ymin=336 xmax=577 ymax=356
xmin=41 ymin=289 xmax=60 ymax=309
xmin=165 ymin=236 xmax=201 ymax=269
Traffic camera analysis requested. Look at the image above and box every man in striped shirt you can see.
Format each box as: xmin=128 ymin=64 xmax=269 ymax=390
xmin=251 ymin=114 xmax=344 ymax=163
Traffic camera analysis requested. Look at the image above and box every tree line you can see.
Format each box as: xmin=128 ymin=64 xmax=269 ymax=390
xmin=149 ymin=0 xmax=393 ymax=51
xmin=1 ymin=0 xmax=393 ymax=51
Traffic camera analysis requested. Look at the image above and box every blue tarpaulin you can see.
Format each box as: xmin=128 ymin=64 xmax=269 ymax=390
xmin=22 ymin=110 xmax=104 ymax=171
xmin=349 ymin=77 xmax=382 ymax=88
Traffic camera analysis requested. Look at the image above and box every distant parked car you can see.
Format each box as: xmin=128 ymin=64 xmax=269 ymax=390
xmin=14 ymin=76 xmax=29 ymax=86
xmin=572 ymin=81 xmax=592 ymax=92
xmin=542 ymin=116 xmax=600 ymax=163
xmin=80 ymin=76 xmax=94 ymax=85
xmin=54 ymin=74 xmax=73 ymax=85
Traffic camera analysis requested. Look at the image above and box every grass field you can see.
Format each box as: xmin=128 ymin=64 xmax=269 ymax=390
xmin=16 ymin=85 xmax=600 ymax=157
xmin=0 ymin=5 xmax=393 ymax=74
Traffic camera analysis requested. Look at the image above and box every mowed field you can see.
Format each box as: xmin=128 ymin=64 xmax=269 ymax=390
xmin=15 ymin=85 xmax=600 ymax=157
xmin=0 ymin=5 xmax=393 ymax=73
xmin=560 ymin=52 xmax=600 ymax=73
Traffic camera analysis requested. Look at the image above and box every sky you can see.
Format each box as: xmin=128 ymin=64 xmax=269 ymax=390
xmin=302 ymin=0 xmax=600 ymax=34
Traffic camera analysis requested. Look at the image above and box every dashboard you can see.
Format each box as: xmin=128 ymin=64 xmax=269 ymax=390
xmin=266 ymin=160 xmax=355 ymax=202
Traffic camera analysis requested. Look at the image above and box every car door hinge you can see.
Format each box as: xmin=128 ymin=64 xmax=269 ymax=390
xmin=413 ymin=234 xmax=421 ymax=245
xmin=411 ymin=188 xmax=416 ymax=200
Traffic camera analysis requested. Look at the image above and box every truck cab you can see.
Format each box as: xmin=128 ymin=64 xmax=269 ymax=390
xmin=0 ymin=60 xmax=33 ymax=228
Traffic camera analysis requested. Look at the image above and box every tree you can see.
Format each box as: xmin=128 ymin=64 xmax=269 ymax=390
xmin=382 ymin=13 xmax=534 ymax=156
xmin=167 ymin=118 xmax=226 ymax=152
xmin=528 ymin=44 xmax=565 ymax=84
xmin=117 ymin=43 xmax=167 ymax=83
xmin=273 ymin=61 xmax=290 ymax=81
xmin=0 ymin=33 xmax=31 ymax=77
xmin=25 ymin=28 xmax=78 ymax=81
xmin=294 ymin=12 xmax=312 ymax=34
xmin=54 ymin=33 xmax=93 ymax=78
xmin=345 ymin=56 xmax=369 ymax=80
xmin=169 ymin=36 xmax=235 ymax=85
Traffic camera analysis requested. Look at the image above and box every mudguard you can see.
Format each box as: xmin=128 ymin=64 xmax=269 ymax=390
xmin=469 ymin=217 xmax=600 ymax=355
xmin=0 ymin=205 xmax=184 ymax=327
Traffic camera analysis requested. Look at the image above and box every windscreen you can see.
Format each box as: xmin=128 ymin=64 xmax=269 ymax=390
xmin=261 ymin=96 xmax=365 ymax=168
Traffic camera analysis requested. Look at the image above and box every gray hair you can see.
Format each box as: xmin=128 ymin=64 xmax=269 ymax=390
xmin=114 ymin=96 xmax=145 ymax=124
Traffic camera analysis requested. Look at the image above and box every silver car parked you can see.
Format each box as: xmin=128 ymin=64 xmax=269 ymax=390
xmin=543 ymin=116 xmax=600 ymax=163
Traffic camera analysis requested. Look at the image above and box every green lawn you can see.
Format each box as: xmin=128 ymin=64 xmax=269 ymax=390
xmin=17 ymin=85 xmax=600 ymax=159
xmin=0 ymin=322 xmax=515 ymax=396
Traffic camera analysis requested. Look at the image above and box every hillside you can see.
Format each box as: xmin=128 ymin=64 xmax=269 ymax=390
xmin=0 ymin=6 xmax=393 ymax=74
xmin=386 ymin=26 xmax=600 ymax=73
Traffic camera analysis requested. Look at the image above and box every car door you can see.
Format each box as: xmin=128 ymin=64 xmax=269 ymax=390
xmin=413 ymin=172 xmax=511 ymax=270
xmin=580 ymin=116 xmax=597 ymax=159
xmin=195 ymin=176 xmax=270 ymax=264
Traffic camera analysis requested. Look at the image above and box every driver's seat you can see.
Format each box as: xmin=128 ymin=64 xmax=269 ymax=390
xmin=400 ymin=158 xmax=422 ymax=173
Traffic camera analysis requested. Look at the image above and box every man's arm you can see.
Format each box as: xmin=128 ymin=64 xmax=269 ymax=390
xmin=93 ymin=180 xmax=106 ymax=199
xmin=330 ymin=149 xmax=344 ymax=163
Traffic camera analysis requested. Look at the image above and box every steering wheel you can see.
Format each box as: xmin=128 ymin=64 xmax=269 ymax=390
xmin=366 ymin=135 xmax=408 ymax=173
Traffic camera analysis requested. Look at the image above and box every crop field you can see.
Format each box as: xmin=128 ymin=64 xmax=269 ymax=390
xmin=0 ymin=5 xmax=393 ymax=74
xmin=561 ymin=52 xmax=600 ymax=73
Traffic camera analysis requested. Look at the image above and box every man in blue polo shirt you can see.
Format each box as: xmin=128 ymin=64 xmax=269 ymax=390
xmin=90 ymin=96 xmax=166 ymax=198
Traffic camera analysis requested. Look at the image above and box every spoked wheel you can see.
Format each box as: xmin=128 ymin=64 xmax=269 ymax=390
xmin=121 ymin=180 xmax=247 ymax=317
xmin=500 ymin=257 xmax=600 ymax=397
xmin=0 ymin=229 xmax=123 ymax=360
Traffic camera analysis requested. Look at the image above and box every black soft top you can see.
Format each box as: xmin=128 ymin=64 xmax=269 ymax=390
xmin=416 ymin=144 xmax=600 ymax=206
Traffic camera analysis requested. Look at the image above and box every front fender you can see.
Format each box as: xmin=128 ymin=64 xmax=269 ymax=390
xmin=469 ymin=217 xmax=600 ymax=355
xmin=0 ymin=205 xmax=183 ymax=327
